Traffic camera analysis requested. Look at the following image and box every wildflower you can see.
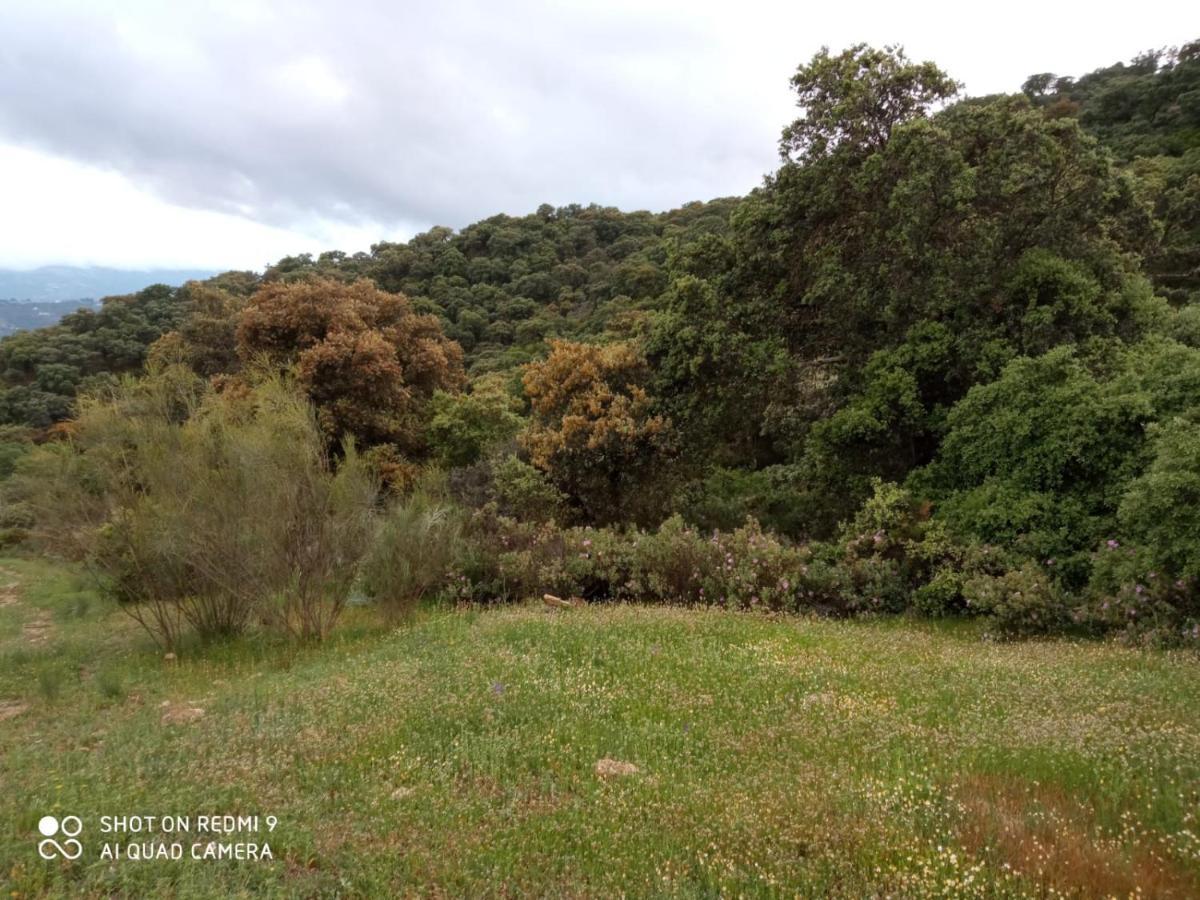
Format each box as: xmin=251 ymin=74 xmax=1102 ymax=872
xmin=1106 ymin=539 xmax=1120 ymax=550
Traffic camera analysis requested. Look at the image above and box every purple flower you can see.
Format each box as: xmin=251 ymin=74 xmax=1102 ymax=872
xmin=1106 ymin=540 xmax=1120 ymax=550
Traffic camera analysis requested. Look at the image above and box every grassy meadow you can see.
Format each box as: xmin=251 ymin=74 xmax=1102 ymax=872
xmin=1 ymin=555 xmax=1199 ymax=897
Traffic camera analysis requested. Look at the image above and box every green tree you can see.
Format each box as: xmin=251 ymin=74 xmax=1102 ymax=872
xmin=427 ymin=374 xmax=524 ymax=468
xmin=781 ymin=43 xmax=959 ymax=162
xmin=1118 ymin=419 xmax=1200 ymax=579
xmin=654 ymin=46 xmax=1160 ymax=530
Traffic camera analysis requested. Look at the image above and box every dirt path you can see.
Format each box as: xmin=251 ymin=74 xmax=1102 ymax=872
xmin=0 ymin=566 xmax=19 ymax=608
xmin=21 ymin=611 xmax=54 ymax=645
xmin=0 ymin=699 xmax=28 ymax=721
xmin=0 ymin=566 xmax=57 ymax=645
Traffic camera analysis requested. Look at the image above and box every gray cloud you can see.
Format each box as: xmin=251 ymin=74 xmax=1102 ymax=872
xmin=0 ymin=0 xmax=788 ymax=238
xmin=1 ymin=0 xmax=1193 ymax=254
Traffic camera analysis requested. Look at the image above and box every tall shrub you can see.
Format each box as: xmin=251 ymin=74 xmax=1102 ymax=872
xmin=12 ymin=370 xmax=377 ymax=646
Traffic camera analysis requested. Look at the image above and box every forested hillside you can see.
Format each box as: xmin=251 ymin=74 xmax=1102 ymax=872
xmin=1023 ymin=42 xmax=1200 ymax=303
xmin=4 ymin=39 xmax=1200 ymax=649
xmin=0 ymin=201 xmax=734 ymax=429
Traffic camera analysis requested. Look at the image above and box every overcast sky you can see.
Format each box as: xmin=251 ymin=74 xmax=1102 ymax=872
xmin=0 ymin=0 xmax=1195 ymax=271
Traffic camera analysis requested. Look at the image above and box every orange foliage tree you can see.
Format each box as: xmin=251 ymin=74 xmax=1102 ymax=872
xmin=522 ymin=340 xmax=674 ymax=524
xmin=148 ymin=282 xmax=246 ymax=377
xmin=237 ymin=277 xmax=465 ymax=453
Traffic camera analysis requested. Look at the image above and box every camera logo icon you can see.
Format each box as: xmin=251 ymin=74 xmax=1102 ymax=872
xmin=37 ymin=815 xmax=83 ymax=860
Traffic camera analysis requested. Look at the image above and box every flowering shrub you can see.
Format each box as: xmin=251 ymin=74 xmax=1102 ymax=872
xmin=450 ymin=512 xmax=820 ymax=612
xmin=620 ymin=516 xmax=810 ymax=610
xmin=441 ymin=482 xmax=1200 ymax=648
xmin=963 ymin=563 xmax=1074 ymax=638
xmin=836 ymin=481 xmax=1009 ymax=616
xmin=447 ymin=483 xmax=1020 ymax=624
xmin=448 ymin=508 xmax=561 ymax=604
xmin=911 ymin=570 xmax=962 ymax=618
xmin=1087 ymin=539 xmax=1200 ymax=647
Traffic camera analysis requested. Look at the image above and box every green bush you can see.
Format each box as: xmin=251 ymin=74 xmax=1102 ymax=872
xmin=834 ymin=480 xmax=1007 ymax=616
xmin=449 ymin=485 xmax=1017 ymax=621
xmin=912 ymin=570 xmax=964 ymax=618
xmin=360 ymin=485 xmax=465 ymax=617
xmin=1117 ymin=419 xmax=1200 ymax=580
xmin=673 ymin=465 xmax=814 ymax=537
xmin=921 ymin=347 xmax=1150 ymax=587
xmin=963 ymin=563 xmax=1074 ymax=638
xmin=491 ymin=455 xmax=567 ymax=523
xmin=427 ymin=375 xmax=524 ymax=468
xmin=1087 ymin=539 xmax=1199 ymax=647
xmin=449 ymin=509 xmax=568 ymax=604
xmin=453 ymin=513 xmax=820 ymax=613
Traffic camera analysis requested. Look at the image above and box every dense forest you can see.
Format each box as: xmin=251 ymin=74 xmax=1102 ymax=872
xmin=3 ymin=39 xmax=1199 ymax=648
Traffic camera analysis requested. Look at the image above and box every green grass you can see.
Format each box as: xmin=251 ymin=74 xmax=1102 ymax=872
xmin=1 ymin=557 xmax=1199 ymax=897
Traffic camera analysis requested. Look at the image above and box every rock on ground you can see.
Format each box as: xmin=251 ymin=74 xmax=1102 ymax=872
xmin=594 ymin=758 xmax=640 ymax=778
xmin=160 ymin=702 xmax=206 ymax=725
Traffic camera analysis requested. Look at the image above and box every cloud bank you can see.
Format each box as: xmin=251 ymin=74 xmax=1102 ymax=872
xmin=0 ymin=0 xmax=1192 ymax=268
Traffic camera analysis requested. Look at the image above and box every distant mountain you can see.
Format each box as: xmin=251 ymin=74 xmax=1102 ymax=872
xmin=0 ymin=265 xmax=219 ymax=303
xmin=0 ymin=298 xmax=101 ymax=336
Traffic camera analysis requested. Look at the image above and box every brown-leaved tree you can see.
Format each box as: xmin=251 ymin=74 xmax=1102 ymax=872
xmin=522 ymin=340 xmax=674 ymax=524
xmin=236 ymin=277 xmax=465 ymax=453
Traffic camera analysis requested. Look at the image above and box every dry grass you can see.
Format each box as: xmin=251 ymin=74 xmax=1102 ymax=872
xmin=955 ymin=774 xmax=1199 ymax=898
